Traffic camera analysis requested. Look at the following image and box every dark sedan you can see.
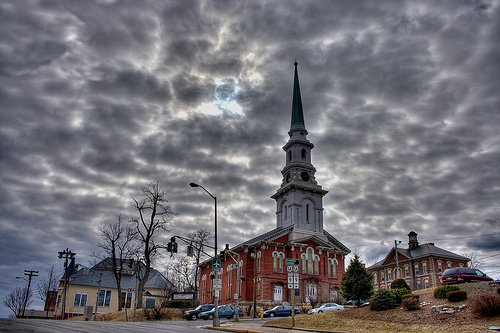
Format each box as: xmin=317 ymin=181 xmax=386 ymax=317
xmin=183 ymin=304 xmax=215 ymax=321
xmin=263 ymin=305 xmax=300 ymax=318
xmin=199 ymin=304 xmax=244 ymax=320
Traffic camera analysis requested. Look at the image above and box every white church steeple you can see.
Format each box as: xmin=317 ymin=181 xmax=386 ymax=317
xmin=272 ymin=62 xmax=328 ymax=241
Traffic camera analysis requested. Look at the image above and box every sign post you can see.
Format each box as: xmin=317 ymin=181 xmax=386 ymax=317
xmin=286 ymin=259 xmax=299 ymax=327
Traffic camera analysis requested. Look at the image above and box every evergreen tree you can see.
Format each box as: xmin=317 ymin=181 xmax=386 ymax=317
xmin=341 ymin=254 xmax=373 ymax=306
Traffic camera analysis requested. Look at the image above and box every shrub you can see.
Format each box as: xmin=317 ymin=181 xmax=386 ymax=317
xmin=402 ymin=294 xmax=420 ymax=311
xmin=391 ymin=279 xmax=411 ymax=291
xmin=370 ymin=289 xmax=398 ymax=311
xmin=391 ymin=288 xmax=412 ymax=304
xmin=447 ymin=290 xmax=467 ymax=302
xmin=470 ymin=295 xmax=500 ymax=317
xmin=434 ymin=285 xmax=460 ymax=299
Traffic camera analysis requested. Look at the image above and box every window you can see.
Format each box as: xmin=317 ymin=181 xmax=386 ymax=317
xmin=328 ymin=259 xmax=338 ymax=278
xmin=447 ymin=261 xmax=452 ymax=269
xmin=288 ymin=151 xmax=292 ymax=162
xmin=273 ymin=251 xmax=285 ymax=273
xmin=301 ymin=149 xmax=306 ymax=160
xmin=98 ymin=290 xmax=112 ymax=307
xmin=381 ymin=271 xmax=385 ymax=282
xmin=273 ymin=285 xmax=283 ymax=302
xmin=307 ymin=248 xmax=313 ymax=274
xmin=330 ymin=290 xmax=338 ymax=302
xmin=121 ymin=292 xmax=132 ymax=309
xmin=422 ymin=262 xmax=428 ymax=274
xmin=387 ymin=269 xmax=392 ymax=281
xmin=405 ymin=266 xmax=410 ymax=277
xmin=145 ymin=298 xmax=155 ymax=309
xmin=424 ymin=279 xmax=429 ymax=288
xmin=314 ymin=256 xmax=319 ymax=275
xmin=305 ymin=284 xmax=317 ymax=303
xmin=437 ymin=261 xmax=443 ymax=273
xmin=227 ymin=266 xmax=232 ymax=299
xmin=301 ymin=254 xmax=307 ymax=274
xmin=373 ymin=272 xmax=378 ymax=284
xmin=306 ymin=204 xmax=310 ymax=222
xmin=414 ymin=264 xmax=420 ymax=276
xmin=73 ymin=292 xmax=87 ymax=307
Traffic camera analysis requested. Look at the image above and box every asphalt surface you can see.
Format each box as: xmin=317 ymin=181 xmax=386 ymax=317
xmin=0 ymin=318 xmax=337 ymax=333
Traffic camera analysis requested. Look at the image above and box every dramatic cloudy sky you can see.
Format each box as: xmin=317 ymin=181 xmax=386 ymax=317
xmin=1 ymin=0 xmax=499 ymax=317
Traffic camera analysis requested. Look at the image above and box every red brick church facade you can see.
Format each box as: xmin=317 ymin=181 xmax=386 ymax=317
xmin=198 ymin=62 xmax=350 ymax=308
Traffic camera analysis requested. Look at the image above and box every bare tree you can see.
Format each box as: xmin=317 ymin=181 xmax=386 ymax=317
xmin=188 ymin=228 xmax=213 ymax=295
xmin=97 ymin=215 xmax=137 ymax=311
xmin=464 ymin=252 xmax=484 ymax=269
xmin=3 ymin=287 xmax=31 ymax=317
xmin=168 ymin=257 xmax=195 ymax=292
xmin=35 ymin=266 xmax=59 ymax=317
xmin=131 ymin=182 xmax=176 ymax=308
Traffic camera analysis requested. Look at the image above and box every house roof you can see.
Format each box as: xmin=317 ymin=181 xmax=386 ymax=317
xmin=68 ymin=258 xmax=172 ymax=290
xmin=368 ymin=243 xmax=470 ymax=270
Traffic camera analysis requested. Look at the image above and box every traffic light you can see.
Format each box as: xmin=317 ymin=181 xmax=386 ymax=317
xmin=167 ymin=242 xmax=173 ymax=252
xmin=220 ymin=250 xmax=226 ymax=262
xmin=172 ymin=241 xmax=178 ymax=253
xmin=187 ymin=245 xmax=194 ymax=257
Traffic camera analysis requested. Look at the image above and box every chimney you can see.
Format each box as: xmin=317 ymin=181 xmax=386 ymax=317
xmin=408 ymin=231 xmax=419 ymax=250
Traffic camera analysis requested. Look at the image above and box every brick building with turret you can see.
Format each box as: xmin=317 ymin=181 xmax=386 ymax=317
xmin=198 ymin=62 xmax=350 ymax=309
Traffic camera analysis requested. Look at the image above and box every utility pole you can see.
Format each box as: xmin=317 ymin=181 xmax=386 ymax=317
xmin=58 ymin=249 xmax=75 ymax=320
xmin=21 ymin=270 xmax=38 ymax=317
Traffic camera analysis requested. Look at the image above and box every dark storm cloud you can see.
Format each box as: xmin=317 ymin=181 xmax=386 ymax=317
xmin=1 ymin=0 xmax=499 ymax=317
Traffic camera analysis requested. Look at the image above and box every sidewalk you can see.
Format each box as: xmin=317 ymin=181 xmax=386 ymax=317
xmin=203 ymin=319 xmax=349 ymax=333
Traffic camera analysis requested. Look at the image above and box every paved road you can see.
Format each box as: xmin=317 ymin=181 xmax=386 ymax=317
xmin=0 ymin=317 xmax=324 ymax=333
xmin=0 ymin=318 xmax=215 ymax=333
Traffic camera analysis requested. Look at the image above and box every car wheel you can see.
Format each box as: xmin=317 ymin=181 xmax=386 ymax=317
xmin=318 ymin=310 xmax=323 ymax=313
xmin=208 ymin=314 xmax=214 ymax=320
xmin=270 ymin=313 xmax=275 ymax=318
xmin=191 ymin=314 xmax=197 ymax=321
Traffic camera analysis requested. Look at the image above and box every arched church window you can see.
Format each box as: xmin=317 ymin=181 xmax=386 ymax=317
xmin=301 ymin=149 xmax=306 ymax=160
xmin=278 ymin=252 xmax=285 ymax=273
xmin=306 ymin=204 xmax=310 ymax=222
xmin=307 ymin=248 xmax=313 ymax=274
xmin=301 ymin=254 xmax=307 ymax=274
xmin=273 ymin=252 xmax=278 ymax=273
xmin=314 ymin=255 xmax=319 ymax=275
xmin=284 ymin=205 xmax=287 ymax=220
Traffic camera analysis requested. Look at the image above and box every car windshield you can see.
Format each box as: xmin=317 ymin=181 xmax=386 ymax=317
xmin=195 ymin=305 xmax=203 ymax=310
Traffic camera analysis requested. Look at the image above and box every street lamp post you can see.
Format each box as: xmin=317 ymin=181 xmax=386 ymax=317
xmin=395 ymin=240 xmax=402 ymax=279
xmin=189 ymin=182 xmax=219 ymax=327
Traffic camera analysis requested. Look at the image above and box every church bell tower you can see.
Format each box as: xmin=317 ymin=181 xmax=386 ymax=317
xmin=271 ymin=62 xmax=328 ymax=241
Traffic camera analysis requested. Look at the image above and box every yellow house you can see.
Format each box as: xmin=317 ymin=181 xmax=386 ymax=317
xmin=55 ymin=258 xmax=173 ymax=319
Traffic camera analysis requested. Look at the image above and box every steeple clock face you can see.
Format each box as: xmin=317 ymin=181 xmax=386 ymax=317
xmin=300 ymin=171 xmax=310 ymax=182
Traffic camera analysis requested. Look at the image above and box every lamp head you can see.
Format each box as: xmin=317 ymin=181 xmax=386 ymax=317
xmin=189 ymin=182 xmax=199 ymax=188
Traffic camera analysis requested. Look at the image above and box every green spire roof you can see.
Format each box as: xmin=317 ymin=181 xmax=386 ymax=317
xmin=291 ymin=61 xmax=305 ymax=130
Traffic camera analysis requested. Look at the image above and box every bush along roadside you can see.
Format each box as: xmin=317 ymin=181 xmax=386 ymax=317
xmin=447 ymin=290 xmax=467 ymax=302
xmin=402 ymin=294 xmax=420 ymax=311
xmin=370 ymin=289 xmax=398 ymax=311
xmin=434 ymin=285 xmax=460 ymax=299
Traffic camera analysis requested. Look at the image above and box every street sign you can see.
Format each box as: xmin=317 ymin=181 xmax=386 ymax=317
xmin=213 ymin=278 xmax=222 ymax=290
xmin=90 ymin=280 xmax=99 ymax=284
xmin=212 ymin=259 xmax=221 ymax=272
xmin=230 ymin=264 xmax=238 ymax=269
xmin=287 ymin=272 xmax=299 ymax=289
xmin=286 ymin=259 xmax=300 ymax=266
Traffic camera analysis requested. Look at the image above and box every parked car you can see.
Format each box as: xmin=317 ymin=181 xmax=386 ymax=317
xmin=441 ymin=267 xmax=493 ymax=285
xmin=308 ymin=303 xmax=344 ymax=314
xmin=263 ymin=305 xmax=300 ymax=318
xmin=199 ymin=304 xmax=244 ymax=320
xmin=183 ymin=304 xmax=215 ymax=321
xmin=344 ymin=300 xmax=364 ymax=306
